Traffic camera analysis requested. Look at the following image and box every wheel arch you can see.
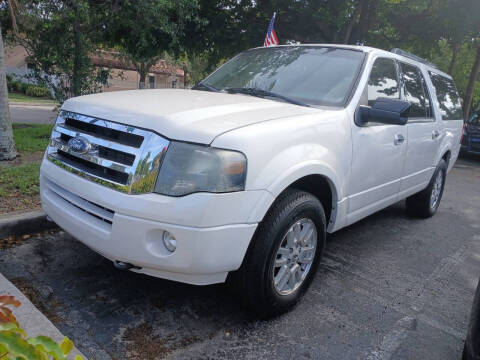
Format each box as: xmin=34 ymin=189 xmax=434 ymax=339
xmin=248 ymin=163 xmax=343 ymax=232
xmin=441 ymin=150 xmax=451 ymax=166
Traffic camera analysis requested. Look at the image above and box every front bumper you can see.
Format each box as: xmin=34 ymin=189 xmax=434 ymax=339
xmin=40 ymin=159 xmax=269 ymax=285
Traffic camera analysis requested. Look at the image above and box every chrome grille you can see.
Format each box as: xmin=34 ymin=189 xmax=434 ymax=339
xmin=47 ymin=111 xmax=170 ymax=194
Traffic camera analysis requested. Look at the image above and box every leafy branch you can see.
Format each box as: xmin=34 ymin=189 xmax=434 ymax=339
xmin=0 ymin=295 xmax=84 ymax=360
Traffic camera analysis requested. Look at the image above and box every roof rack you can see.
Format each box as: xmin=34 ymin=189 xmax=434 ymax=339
xmin=391 ymin=48 xmax=438 ymax=69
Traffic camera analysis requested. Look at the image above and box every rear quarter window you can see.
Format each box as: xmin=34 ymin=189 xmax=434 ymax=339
xmin=400 ymin=62 xmax=433 ymax=119
xmin=428 ymin=72 xmax=463 ymax=120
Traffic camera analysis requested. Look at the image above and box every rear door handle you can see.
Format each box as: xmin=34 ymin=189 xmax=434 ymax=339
xmin=432 ymin=130 xmax=440 ymax=139
xmin=394 ymin=134 xmax=405 ymax=145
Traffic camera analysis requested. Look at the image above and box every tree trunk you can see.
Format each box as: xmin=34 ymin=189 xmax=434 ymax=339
xmin=183 ymin=64 xmax=188 ymax=89
xmin=343 ymin=0 xmax=365 ymax=44
xmin=356 ymin=0 xmax=371 ymax=44
xmin=448 ymin=42 xmax=461 ymax=75
xmin=139 ymin=71 xmax=146 ymax=89
xmin=72 ymin=0 xmax=82 ymax=97
xmin=0 ymin=23 xmax=17 ymax=160
xmin=463 ymin=44 xmax=480 ymax=120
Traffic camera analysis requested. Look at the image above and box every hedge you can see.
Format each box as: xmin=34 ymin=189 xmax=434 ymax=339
xmin=6 ymin=76 xmax=51 ymax=98
xmin=25 ymin=85 xmax=50 ymax=98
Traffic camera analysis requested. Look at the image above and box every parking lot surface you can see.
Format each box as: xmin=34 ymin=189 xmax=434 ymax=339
xmin=0 ymin=155 xmax=479 ymax=360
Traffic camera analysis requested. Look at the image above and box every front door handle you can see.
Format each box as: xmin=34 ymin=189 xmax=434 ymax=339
xmin=432 ymin=130 xmax=440 ymax=139
xmin=394 ymin=134 xmax=405 ymax=145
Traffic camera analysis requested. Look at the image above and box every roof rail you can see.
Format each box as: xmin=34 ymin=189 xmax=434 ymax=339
xmin=391 ymin=48 xmax=438 ymax=69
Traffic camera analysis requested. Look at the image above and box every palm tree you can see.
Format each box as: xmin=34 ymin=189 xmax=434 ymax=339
xmin=0 ymin=0 xmax=18 ymax=160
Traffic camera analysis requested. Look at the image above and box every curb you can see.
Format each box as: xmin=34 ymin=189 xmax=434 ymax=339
xmin=0 ymin=210 xmax=58 ymax=238
xmin=9 ymin=102 xmax=58 ymax=107
xmin=0 ymin=273 xmax=85 ymax=358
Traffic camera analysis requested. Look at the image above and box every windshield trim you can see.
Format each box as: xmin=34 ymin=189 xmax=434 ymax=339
xmin=200 ymin=46 xmax=368 ymax=109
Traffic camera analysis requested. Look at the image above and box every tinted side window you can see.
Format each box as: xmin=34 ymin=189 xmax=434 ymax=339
xmin=368 ymin=58 xmax=400 ymax=106
xmin=429 ymin=72 xmax=463 ymax=120
xmin=400 ymin=63 xmax=432 ymax=119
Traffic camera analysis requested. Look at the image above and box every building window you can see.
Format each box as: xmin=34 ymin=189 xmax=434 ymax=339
xmin=172 ymin=79 xmax=177 ymax=88
xmin=149 ymin=76 xmax=155 ymax=89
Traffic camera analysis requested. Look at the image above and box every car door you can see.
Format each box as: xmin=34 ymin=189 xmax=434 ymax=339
xmin=348 ymin=57 xmax=408 ymax=225
xmin=398 ymin=62 xmax=439 ymax=195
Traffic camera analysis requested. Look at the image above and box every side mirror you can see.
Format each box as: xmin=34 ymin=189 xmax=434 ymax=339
xmin=355 ymin=98 xmax=410 ymax=126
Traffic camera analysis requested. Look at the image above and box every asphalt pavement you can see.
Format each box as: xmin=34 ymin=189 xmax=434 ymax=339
xmin=9 ymin=104 xmax=57 ymax=124
xmin=0 ymin=154 xmax=479 ymax=360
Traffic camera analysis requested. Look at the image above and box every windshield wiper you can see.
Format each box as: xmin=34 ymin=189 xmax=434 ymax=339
xmin=192 ymin=82 xmax=220 ymax=92
xmin=224 ymin=87 xmax=310 ymax=107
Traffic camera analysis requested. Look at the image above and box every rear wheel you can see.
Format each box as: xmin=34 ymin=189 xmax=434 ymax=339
xmin=228 ymin=189 xmax=326 ymax=318
xmin=406 ymin=159 xmax=447 ymax=218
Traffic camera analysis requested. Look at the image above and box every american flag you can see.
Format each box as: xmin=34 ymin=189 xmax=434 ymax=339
xmin=264 ymin=13 xmax=279 ymax=47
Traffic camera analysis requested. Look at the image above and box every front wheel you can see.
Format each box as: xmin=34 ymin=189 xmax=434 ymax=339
xmin=228 ymin=189 xmax=326 ymax=318
xmin=406 ymin=159 xmax=447 ymax=218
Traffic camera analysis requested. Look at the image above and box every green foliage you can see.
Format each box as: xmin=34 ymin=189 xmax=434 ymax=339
xmin=0 ymin=295 xmax=84 ymax=360
xmin=25 ymin=85 xmax=50 ymax=98
xmin=13 ymin=124 xmax=53 ymax=152
xmin=104 ymin=0 xmax=202 ymax=83
xmin=430 ymin=40 xmax=480 ymax=111
xmin=16 ymin=0 xmax=110 ymax=103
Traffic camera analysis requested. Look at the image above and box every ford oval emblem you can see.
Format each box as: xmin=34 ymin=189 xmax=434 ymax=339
xmin=67 ymin=136 xmax=91 ymax=154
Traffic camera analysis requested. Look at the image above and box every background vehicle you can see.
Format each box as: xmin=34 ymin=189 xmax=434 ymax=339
xmin=41 ymin=45 xmax=464 ymax=317
xmin=462 ymin=111 xmax=480 ymax=154
xmin=464 ymin=277 xmax=480 ymax=360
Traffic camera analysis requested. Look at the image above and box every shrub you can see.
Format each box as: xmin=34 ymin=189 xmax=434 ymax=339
xmin=11 ymin=81 xmax=22 ymax=93
xmin=25 ymin=85 xmax=50 ymax=98
xmin=19 ymin=82 xmax=29 ymax=94
xmin=6 ymin=76 xmax=15 ymax=92
xmin=0 ymin=295 xmax=84 ymax=359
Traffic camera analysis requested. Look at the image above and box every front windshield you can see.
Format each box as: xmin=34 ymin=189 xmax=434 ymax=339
xmin=201 ymin=46 xmax=365 ymax=107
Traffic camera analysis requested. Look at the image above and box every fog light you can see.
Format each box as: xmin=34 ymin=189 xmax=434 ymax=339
xmin=163 ymin=231 xmax=177 ymax=252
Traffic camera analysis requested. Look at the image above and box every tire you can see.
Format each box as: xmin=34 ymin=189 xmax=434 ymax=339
xmin=228 ymin=189 xmax=326 ymax=318
xmin=406 ymin=159 xmax=447 ymax=218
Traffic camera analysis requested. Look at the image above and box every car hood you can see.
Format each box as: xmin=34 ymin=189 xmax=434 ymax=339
xmin=61 ymin=89 xmax=319 ymax=144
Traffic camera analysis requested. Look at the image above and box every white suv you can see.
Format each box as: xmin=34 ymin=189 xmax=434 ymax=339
xmin=40 ymin=45 xmax=464 ymax=317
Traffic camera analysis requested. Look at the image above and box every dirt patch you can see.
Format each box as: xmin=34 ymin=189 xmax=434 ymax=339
xmin=0 ymin=151 xmax=44 ymax=168
xmin=124 ymin=322 xmax=200 ymax=360
xmin=11 ymin=277 xmax=64 ymax=324
xmin=0 ymin=194 xmax=41 ymax=215
xmin=124 ymin=323 xmax=169 ymax=360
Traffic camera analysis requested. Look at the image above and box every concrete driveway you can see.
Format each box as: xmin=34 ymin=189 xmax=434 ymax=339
xmin=0 ymin=155 xmax=479 ymax=360
xmin=9 ymin=104 xmax=57 ymax=124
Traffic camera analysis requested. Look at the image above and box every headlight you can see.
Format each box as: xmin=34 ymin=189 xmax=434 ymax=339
xmin=154 ymin=142 xmax=247 ymax=196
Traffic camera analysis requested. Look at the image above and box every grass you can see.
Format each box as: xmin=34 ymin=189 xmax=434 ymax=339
xmin=13 ymin=123 xmax=54 ymax=152
xmin=8 ymin=92 xmax=57 ymax=104
xmin=0 ymin=163 xmax=41 ymax=197
xmin=0 ymin=123 xmax=53 ymax=212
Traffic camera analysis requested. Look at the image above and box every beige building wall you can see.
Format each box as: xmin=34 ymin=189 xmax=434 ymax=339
xmin=5 ymin=45 xmax=28 ymax=68
xmin=103 ymin=69 xmax=139 ymax=92
xmin=98 ymin=70 xmax=185 ymax=92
